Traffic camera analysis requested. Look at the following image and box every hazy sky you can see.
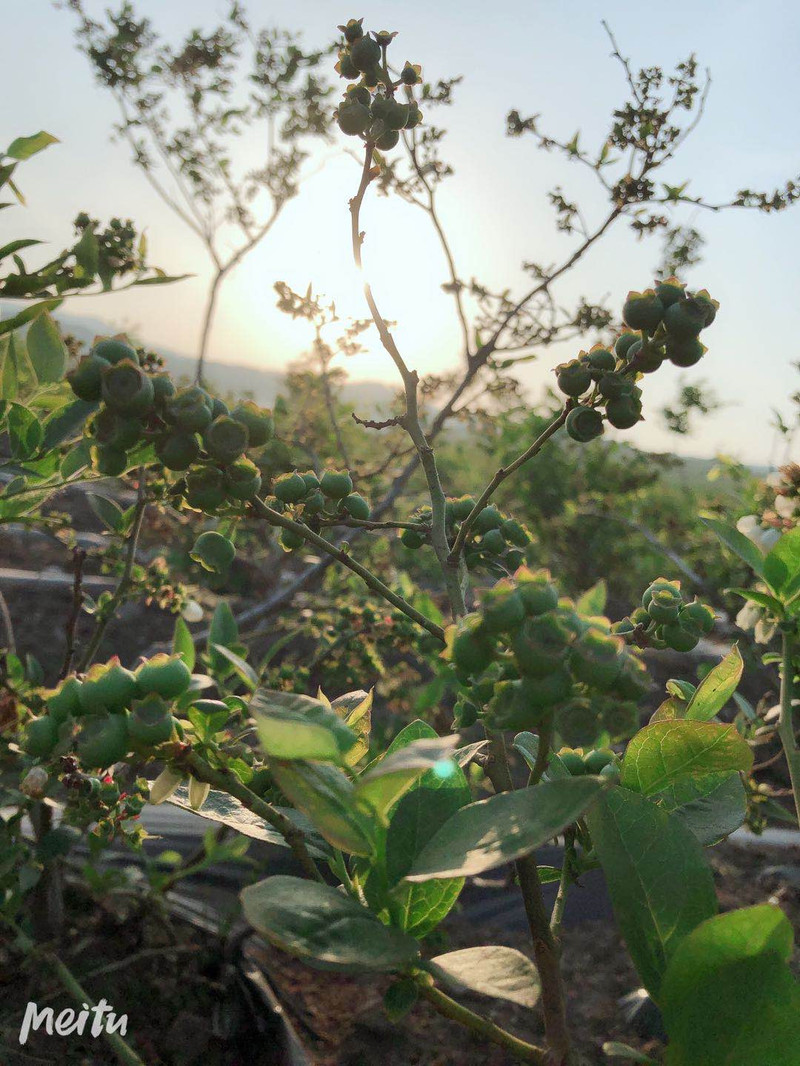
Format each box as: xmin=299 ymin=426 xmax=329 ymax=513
xmin=5 ymin=0 xmax=800 ymax=464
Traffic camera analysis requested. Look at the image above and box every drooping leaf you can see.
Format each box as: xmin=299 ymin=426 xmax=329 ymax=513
xmin=700 ymin=514 xmax=766 ymax=577
xmin=26 ymin=312 xmax=67 ymax=384
xmin=270 ymin=760 xmax=375 ymax=856
xmin=651 ymin=771 xmax=746 ymax=846
xmin=355 ymin=736 xmax=460 ymax=817
xmin=211 ymin=644 xmax=258 ymax=691
xmin=585 ymin=787 xmax=717 ymax=997
xmin=406 ymin=777 xmax=603 ymax=881
xmin=684 ymin=645 xmax=743 ymax=721
xmin=6 ymin=131 xmax=59 ymax=160
xmin=427 ymin=946 xmax=541 ymax=1008
xmin=41 ymin=398 xmax=97 ymax=450
xmin=661 ymin=905 xmax=800 ymax=1065
xmin=620 ymin=720 xmax=752 ymax=796
xmin=241 ymin=875 xmax=419 ymax=973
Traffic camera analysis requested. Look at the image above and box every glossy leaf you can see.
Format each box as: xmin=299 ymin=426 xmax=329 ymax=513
xmin=407 ymin=777 xmax=603 ymax=881
xmin=585 ymin=787 xmax=717 ymax=997
xmin=427 ymin=946 xmax=541 ymax=1008
xmin=652 ymin=771 xmax=746 ymax=846
xmin=355 ymin=736 xmax=459 ymax=817
xmin=241 ymin=875 xmax=419 ymax=973
xmin=684 ymin=645 xmax=743 ymax=721
xmin=621 ymin=720 xmax=752 ymax=796
xmin=270 ymin=760 xmax=374 ymax=856
xmin=253 ymin=691 xmax=357 ymax=763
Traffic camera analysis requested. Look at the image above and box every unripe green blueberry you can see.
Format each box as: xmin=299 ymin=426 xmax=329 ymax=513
xmin=662 ymin=623 xmax=700 ymax=653
xmin=67 ymin=353 xmax=110 ymax=401
xmin=336 ymin=51 xmax=360 ymax=80
xmin=400 ymin=61 xmax=421 ymax=85
xmin=655 ymin=278 xmax=686 ymax=308
xmin=598 ymin=373 xmax=631 ymax=400
xmin=691 ymin=290 xmax=718 ymax=326
xmin=502 ymin=519 xmax=531 ymax=547
xmin=341 ymin=18 xmax=364 ymax=43
xmin=274 ymin=471 xmax=309 ymax=504
xmin=404 ymin=106 xmax=423 ymax=129
xmin=481 ymin=581 xmax=526 ymax=634
xmin=642 ymin=578 xmax=681 ymax=610
xmin=210 ymin=396 xmax=229 ymax=419
xmin=556 ymin=359 xmax=592 ymax=398
xmin=79 ymin=658 xmax=138 ymax=714
xmin=566 ymin=406 xmax=604 ymax=443
xmin=151 ymin=372 xmax=176 ymax=406
xmin=346 ymin=85 xmax=371 ymax=107
xmin=46 ymin=677 xmax=83 ymax=724
xmin=665 ymin=337 xmax=705 ymax=368
xmin=320 ymin=469 xmax=354 ymax=499
xmin=338 ymin=101 xmax=371 ymax=136
xmin=280 ymin=527 xmax=305 ymax=551
xmin=481 ymin=528 xmax=506 ymax=555
xmin=558 ymin=750 xmax=586 ymax=776
xmin=361 ymin=65 xmax=382 ymax=89
xmin=401 ymin=528 xmax=424 ymax=549
xmin=166 ymin=387 xmax=213 ymax=432
xmin=679 ymin=600 xmax=715 ymax=637
xmin=225 ymin=457 xmax=262 ymax=500
xmin=511 ymin=613 xmax=571 ymax=678
xmin=605 ymin=397 xmax=642 ymax=430
xmin=77 ymin=712 xmax=130 ymax=768
xmin=304 ymin=490 xmax=326 ymax=513
xmin=600 ymin=698 xmax=640 ymax=740
xmin=23 ymin=715 xmax=59 ymax=758
xmin=630 ymin=340 xmax=664 ymax=373
xmin=663 ymin=298 xmax=707 ymax=341
xmin=135 ymin=653 xmax=192 ymax=699
xmin=622 ymin=290 xmax=664 ymax=332
xmin=101 ymin=359 xmax=155 ymax=416
xmin=375 ymin=129 xmax=400 ymax=150
xmin=128 ymin=695 xmax=174 ymax=748
xmin=451 ymin=614 xmax=495 ymax=675
xmin=91 ymin=443 xmax=127 ymax=477
xmin=614 ymin=332 xmax=640 ymax=360
xmin=204 ymin=416 xmax=250 ymax=463
xmin=586 ymin=347 xmax=616 ymax=373
xmin=473 ymin=505 xmax=503 ymax=534
xmin=350 ymin=35 xmax=381 ymax=72
xmin=517 ymin=568 xmax=559 ymax=616
xmin=555 ymin=698 xmax=601 ymax=749
xmin=384 ymin=100 xmax=410 ymax=130
xmin=505 ymin=548 xmax=526 ymax=570
xmin=301 ymin=470 xmax=320 ymax=493
xmin=108 ymin=416 xmax=144 ymax=450
xmin=583 ymin=748 xmax=616 ymax=775
xmin=185 ymin=465 xmax=226 ymax=511
xmin=343 ymin=492 xmax=371 ymax=520
xmin=156 ymin=432 xmax=201 ymax=471
xmin=92 ymin=338 xmax=138 ymax=365
xmin=647 ymin=586 xmax=683 ymax=624
xmin=190 ymin=530 xmax=236 ymax=574
xmin=570 ymin=629 xmax=623 ymax=690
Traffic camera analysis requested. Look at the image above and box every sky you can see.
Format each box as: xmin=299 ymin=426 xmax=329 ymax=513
xmin=4 ymin=0 xmax=800 ymax=464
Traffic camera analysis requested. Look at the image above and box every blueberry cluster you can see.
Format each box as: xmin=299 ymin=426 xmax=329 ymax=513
xmin=400 ymin=498 xmax=532 ymax=573
xmin=335 ymin=19 xmax=423 ymax=151
xmin=448 ymin=567 xmax=648 ymax=744
xmin=556 ymin=278 xmax=719 ymax=443
xmin=615 ymin=578 xmax=715 ymax=652
xmin=268 ymin=469 xmax=370 ymax=551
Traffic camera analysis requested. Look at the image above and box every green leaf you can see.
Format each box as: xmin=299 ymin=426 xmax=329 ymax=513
xmin=620 ymin=720 xmax=752 ymax=796
xmin=700 ymin=514 xmax=766 ymax=577
xmin=211 ymin=644 xmax=258 ymax=691
xmin=7 ymin=403 xmax=42 ymax=459
xmin=685 ymin=645 xmax=744 ymax=721
xmin=0 ymin=298 xmax=63 ymax=338
xmin=406 ymin=777 xmax=603 ymax=881
xmin=253 ymin=691 xmax=357 ymax=763
xmin=73 ymin=227 xmax=99 ymax=274
xmin=727 ymin=587 xmax=784 ymax=613
xmin=207 ymin=601 xmax=238 ymax=672
xmin=0 ymin=238 xmax=42 ymax=261
xmin=585 ymin=787 xmax=717 ymax=997
xmin=87 ymin=493 xmax=124 ymax=532
xmin=131 ymin=273 xmax=192 ymax=286
xmin=602 ymin=1043 xmax=657 ymax=1064
xmin=661 ymin=906 xmax=800 ymax=1065
xmin=512 ymin=731 xmax=540 ymax=772
xmin=26 ymin=312 xmax=67 ymax=384
xmin=41 ymin=398 xmax=97 ymax=450
xmin=172 ymin=617 xmax=196 ymax=672
xmin=764 ymin=527 xmax=800 ymax=598
xmin=331 ymin=689 xmax=372 ymax=766
xmin=270 ymin=761 xmax=375 ymax=855
xmin=576 ymin=579 xmax=607 ymax=615
xmin=651 ymin=772 xmax=746 ymax=846
xmin=168 ymin=786 xmax=329 ymax=857
xmin=355 ymin=736 xmax=460 ymax=818
xmin=6 ymin=131 xmax=59 ymax=160
xmin=242 ymin=875 xmax=419 ymax=973
xmin=427 ymin=946 xmax=540 ymax=1008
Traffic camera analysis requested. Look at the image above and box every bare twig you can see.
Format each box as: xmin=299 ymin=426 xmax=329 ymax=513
xmin=59 ymin=547 xmax=86 ymax=680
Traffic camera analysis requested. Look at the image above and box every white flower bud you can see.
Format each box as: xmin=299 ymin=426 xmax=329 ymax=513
xmin=20 ymin=766 xmax=49 ymax=798
xmin=188 ymin=776 xmax=211 ymax=811
xmin=181 ymin=600 xmax=204 ymax=623
xmin=148 ymin=766 xmax=183 ymax=805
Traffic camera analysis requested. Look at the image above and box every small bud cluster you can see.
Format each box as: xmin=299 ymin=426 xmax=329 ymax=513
xmin=335 ymin=19 xmax=423 ymax=151
xmin=401 ymin=497 xmax=532 ymax=574
xmin=557 ymin=279 xmax=719 ymax=443
xmin=448 ymin=567 xmax=648 ymax=749
xmin=615 ymin=578 xmax=715 ymax=653
xmin=268 ymin=468 xmax=371 ymax=551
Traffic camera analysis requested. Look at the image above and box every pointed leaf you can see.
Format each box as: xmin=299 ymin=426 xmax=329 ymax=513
xmin=26 ymin=311 xmax=67 ymax=384
xmin=700 ymin=515 xmax=765 ymax=577
xmin=270 ymin=761 xmax=374 ymax=855
xmin=621 ymin=720 xmax=752 ymax=796
xmin=427 ymin=946 xmax=540 ymax=1008
xmin=172 ymin=617 xmax=196 ymax=672
xmin=685 ymin=645 xmax=743 ymax=721
xmin=253 ymin=691 xmax=357 ymax=763
xmin=6 ymin=131 xmax=59 ymax=160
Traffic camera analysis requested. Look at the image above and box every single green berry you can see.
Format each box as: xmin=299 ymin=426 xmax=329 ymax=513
xmin=225 ymin=457 xmax=262 ymax=500
xmin=570 ymin=629 xmax=623 ymax=690
xmin=555 ymin=698 xmax=601 ymax=749
xmin=449 ymin=495 xmax=476 ymax=522
xmin=336 ymin=52 xmax=360 ymax=80
xmin=77 ymin=713 xmax=130 ymax=769
xmin=662 ymin=623 xmax=699 ymax=652
xmin=229 ymin=402 xmax=273 ymax=448
xmin=481 ymin=581 xmax=526 ymax=633
xmin=622 ymin=290 xmax=664 ymax=332
xmin=691 ymin=290 xmax=718 ymax=326
xmin=204 ymin=416 xmax=249 ymax=463
xmin=517 ymin=568 xmax=559 ymax=616
xmin=583 ymin=748 xmax=616 ymax=775
xmin=614 ymin=332 xmax=640 ymax=360
xmin=92 ymin=338 xmax=138 ymax=365
xmin=23 ymin=715 xmax=59 ymax=758
xmin=631 ymin=340 xmax=664 ymax=373
xmin=135 ymin=653 xmax=192 ymax=699
xmin=156 ymin=432 xmax=201 ymax=471
xmin=511 ymin=613 xmax=571 ymax=678
xmin=605 ymin=397 xmax=642 ymax=430
xmin=341 ymin=18 xmax=364 ymax=43
xmin=502 ymin=519 xmax=531 ymax=547
xmin=473 ymin=505 xmax=504 ymax=534
xmin=67 ymin=353 xmax=110 ymax=401
xmin=190 ymin=530 xmax=236 ymax=574
xmin=274 ymin=471 xmax=309 ymax=504
xmin=128 ymin=695 xmax=174 ymax=748
xmin=404 ymin=106 xmax=423 ymax=129
xmin=556 ymin=359 xmax=593 ymax=398
xmin=566 ymin=406 xmax=604 ymax=443
xmin=666 ymin=337 xmax=705 ymax=368
xmin=320 ymin=469 xmax=354 ymax=499
xmin=400 ymin=61 xmax=421 ymax=85
xmin=166 ymin=387 xmax=213 ymax=433
xmin=280 ymin=527 xmax=305 ymax=551
xmin=91 ymin=444 xmax=127 ymax=477
xmin=151 ymin=372 xmax=176 ymax=406
xmin=679 ymin=600 xmax=715 ymax=637
xmin=338 ymin=101 xmax=371 ymax=135
xmin=343 ymin=492 xmax=371 ymax=520
xmin=79 ymin=658 xmax=138 ymax=714
xmin=185 ymin=465 xmax=226 ymax=511
xmin=481 ymin=528 xmax=506 ymax=555
xmin=655 ymin=278 xmax=686 ymax=308
xmin=101 ymin=359 xmax=154 ymax=416
xmin=663 ymin=298 xmax=707 ymax=341
xmin=586 ymin=347 xmax=616 ymax=373
xmin=46 ymin=677 xmax=83 ymax=724
xmin=384 ymin=100 xmax=410 ymax=130
xmin=451 ymin=614 xmax=495 ymax=675
xmin=401 ymin=528 xmax=424 ymax=549
xmin=350 ymin=35 xmax=381 ymax=72
xmin=347 ymin=85 xmax=371 ymax=107
xmin=557 ymin=750 xmax=586 ymax=777
xmin=375 ymin=129 xmax=400 ymax=150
